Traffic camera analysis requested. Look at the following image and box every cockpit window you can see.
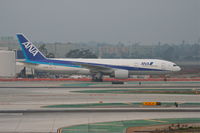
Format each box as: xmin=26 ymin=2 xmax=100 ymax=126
xmin=173 ymin=64 xmax=177 ymax=67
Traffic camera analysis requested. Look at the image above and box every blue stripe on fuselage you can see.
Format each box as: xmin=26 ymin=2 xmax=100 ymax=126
xmin=24 ymin=59 xmax=166 ymax=72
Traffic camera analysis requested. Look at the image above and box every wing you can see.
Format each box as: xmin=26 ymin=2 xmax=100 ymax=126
xmin=73 ymin=62 xmax=113 ymax=72
xmin=18 ymin=60 xmax=40 ymax=66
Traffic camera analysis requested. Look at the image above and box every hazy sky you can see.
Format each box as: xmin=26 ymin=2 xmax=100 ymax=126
xmin=0 ymin=0 xmax=199 ymax=44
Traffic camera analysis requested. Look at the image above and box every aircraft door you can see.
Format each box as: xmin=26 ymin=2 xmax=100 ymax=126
xmin=134 ymin=62 xmax=139 ymax=69
xmin=161 ymin=62 xmax=166 ymax=70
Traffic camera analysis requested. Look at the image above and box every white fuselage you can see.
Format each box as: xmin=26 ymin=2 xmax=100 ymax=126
xmin=18 ymin=58 xmax=181 ymax=76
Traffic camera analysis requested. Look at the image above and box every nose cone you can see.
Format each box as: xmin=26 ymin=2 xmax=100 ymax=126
xmin=174 ymin=66 xmax=181 ymax=71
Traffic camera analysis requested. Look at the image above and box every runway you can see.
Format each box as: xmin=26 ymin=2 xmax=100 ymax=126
xmin=1 ymin=112 xmax=200 ymax=133
xmin=1 ymin=108 xmax=200 ymax=113
xmin=0 ymin=80 xmax=200 ymax=132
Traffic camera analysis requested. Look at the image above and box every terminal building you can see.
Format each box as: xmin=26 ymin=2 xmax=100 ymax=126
xmin=0 ymin=49 xmax=16 ymax=78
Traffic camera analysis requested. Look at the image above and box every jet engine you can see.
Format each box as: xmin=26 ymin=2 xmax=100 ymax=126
xmin=112 ymin=69 xmax=129 ymax=79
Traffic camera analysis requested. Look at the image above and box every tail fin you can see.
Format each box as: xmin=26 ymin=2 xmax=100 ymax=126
xmin=16 ymin=33 xmax=47 ymax=61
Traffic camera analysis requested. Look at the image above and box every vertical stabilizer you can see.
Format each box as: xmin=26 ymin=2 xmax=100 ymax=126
xmin=16 ymin=33 xmax=47 ymax=60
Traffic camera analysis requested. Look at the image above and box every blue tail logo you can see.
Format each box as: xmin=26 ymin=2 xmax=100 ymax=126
xmin=16 ymin=33 xmax=46 ymax=61
xmin=22 ymin=41 xmax=39 ymax=56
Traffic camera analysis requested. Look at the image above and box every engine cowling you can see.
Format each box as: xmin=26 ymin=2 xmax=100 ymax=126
xmin=112 ymin=69 xmax=129 ymax=79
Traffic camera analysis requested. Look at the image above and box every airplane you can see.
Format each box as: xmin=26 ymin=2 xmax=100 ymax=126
xmin=16 ymin=33 xmax=181 ymax=81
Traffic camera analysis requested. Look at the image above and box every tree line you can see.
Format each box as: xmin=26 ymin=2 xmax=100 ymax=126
xmin=38 ymin=42 xmax=200 ymax=61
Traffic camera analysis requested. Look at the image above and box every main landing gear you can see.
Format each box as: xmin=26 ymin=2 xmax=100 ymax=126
xmin=91 ymin=72 xmax=103 ymax=82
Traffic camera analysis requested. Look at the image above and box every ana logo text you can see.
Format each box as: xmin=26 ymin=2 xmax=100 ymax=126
xmin=141 ymin=62 xmax=154 ymax=66
xmin=22 ymin=42 xmax=39 ymax=56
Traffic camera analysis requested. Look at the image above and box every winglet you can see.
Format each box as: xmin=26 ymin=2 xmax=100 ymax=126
xmin=16 ymin=33 xmax=47 ymax=61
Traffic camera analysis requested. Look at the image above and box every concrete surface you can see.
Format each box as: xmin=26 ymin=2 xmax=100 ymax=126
xmin=1 ymin=112 xmax=200 ymax=132
xmin=0 ymin=81 xmax=200 ymax=132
